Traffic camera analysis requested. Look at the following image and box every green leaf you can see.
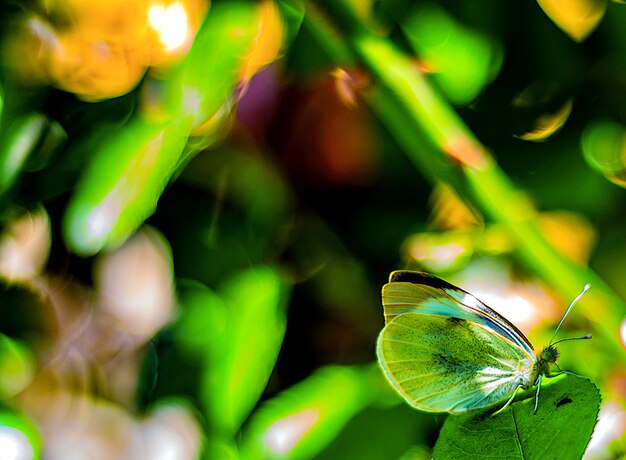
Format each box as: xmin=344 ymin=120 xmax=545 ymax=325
xmin=0 ymin=114 xmax=47 ymax=194
xmin=63 ymin=117 xmax=190 ymax=255
xmin=174 ymin=269 xmax=290 ymax=440
xmin=315 ymin=404 xmax=434 ymax=460
xmin=433 ymin=375 xmax=601 ymax=459
xmin=0 ymin=333 xmax=35 ymax=399
xmin=201 ymin=266 xmax=289 ymax=435
xmin=176 ymin=0 xmax=259 ymax=130
xmin=63 ymin=1 xmax=261 ymax=255
xmin=402 ymin=5 xmax=503 ymax=105
xmin=277 ymin=0 xmax=305 ymax=45
xmin=239 ymin=365 xmax=378 ymax=460
xmin=581 ymin=120 xmax=626 ymax=188
xmin=175 ymin=279 xmax=228 ymax=357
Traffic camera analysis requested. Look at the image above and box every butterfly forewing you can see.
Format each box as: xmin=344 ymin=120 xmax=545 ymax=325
xmin=377 ymin=312 xmax=535 ymax=413
xmin=376 ymin=271 xmax=545 ymax=413
xmin=382 ymin=271 xmax=535 ymax=356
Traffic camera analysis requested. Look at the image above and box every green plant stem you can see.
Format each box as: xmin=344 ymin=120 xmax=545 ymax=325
xmin=308 ymin=0 xmax=626 ymax=358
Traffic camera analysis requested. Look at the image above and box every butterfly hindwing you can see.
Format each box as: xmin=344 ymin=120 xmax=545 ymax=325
xmin=377 ymin=312 xmax=534 ymax=413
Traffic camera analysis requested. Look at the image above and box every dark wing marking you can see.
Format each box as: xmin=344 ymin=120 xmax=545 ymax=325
xmin=382 ymin=270 xmax=534 ymax=355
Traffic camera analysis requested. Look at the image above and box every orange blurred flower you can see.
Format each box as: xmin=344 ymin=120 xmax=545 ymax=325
xmin=4 ymin=0 xmax=209 ymax=100
xmin=47 ymin=0 xmax=153 ymax=100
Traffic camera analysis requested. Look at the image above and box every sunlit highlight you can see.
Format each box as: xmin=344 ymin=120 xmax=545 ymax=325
xmin=461 ymin=285 xmax=537 ymax=327
xmin=27 ymin=16 xmax=57 ymax=48
xmin=619 ymin=319 xmax=626 ymax=347
xmin=0 ymin=426 xmax=33 ymax=460
xmin=443 ymin=136 xmax=489 ymax=169
xmin=86 ymin=197 xmax=120 ymax=245
xmin=263 ymin=409 xmax=320 ymax=455
xmin=148 ymin=2 xmax=189 ymax=52
xmin=586 ymin=401 xmax=626 ymax=455
xmin=477 ymin=292 xmax=534 ymax=326
xmin=432 ymin=243 xmax=465 ymax=265
xmin=406 ymin=232 xmax=472 ymax=273
xmin=96 ymin=228 xmax=175 ymax=337
xmin=409 ymin=239 xmax=465 ymax=267
xmin=182 ymin=86 xmax=203 ymax=122
xmin=140 ymin=403 xmax=203 ymax=460
xmin=0 ymin=209 xmax=51 ymax=282
xmin=1 ymin=116 xmax=46 ymax=184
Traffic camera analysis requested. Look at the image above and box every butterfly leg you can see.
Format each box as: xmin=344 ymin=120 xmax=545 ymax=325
xmin=551 ymin=365 xmax=587 ymax=380
xmin=533 ymin=374 xmax=542 ymax=414
xmin=491 ymin=386 xmax=521 ymax=416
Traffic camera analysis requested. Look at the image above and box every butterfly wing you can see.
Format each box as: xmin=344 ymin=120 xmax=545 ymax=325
xmin=377 ymin=312 xmax=535 ymax=413
xmin=382 ymin=271 xmax=535 ymax=357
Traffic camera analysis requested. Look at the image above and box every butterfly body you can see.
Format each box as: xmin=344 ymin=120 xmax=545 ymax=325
xmin=376 ymin=270 xmax=574 ymax=414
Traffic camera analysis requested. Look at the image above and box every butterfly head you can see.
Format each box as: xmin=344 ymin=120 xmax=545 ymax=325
xmin=534 ymin=283 xmax=591 ymax=374
xmin=540 ymin=344 xmax=559 ymax=364
xmin=531 ymin=345 xmax=559 ymax=381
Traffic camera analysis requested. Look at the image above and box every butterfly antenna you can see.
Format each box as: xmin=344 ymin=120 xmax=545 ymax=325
xmin=548 ymin=284 xmax=590 ymax=345
xmin=551 ymin=334 xmax=592 ymax=346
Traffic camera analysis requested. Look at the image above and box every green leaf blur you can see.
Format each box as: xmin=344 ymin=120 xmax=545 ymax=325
xmin=403 ymin=5 xmax=503 ymax=105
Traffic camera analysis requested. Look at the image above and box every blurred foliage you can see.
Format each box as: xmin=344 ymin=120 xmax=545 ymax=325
xmin=0 ymin=0 xmax=625 ymax=459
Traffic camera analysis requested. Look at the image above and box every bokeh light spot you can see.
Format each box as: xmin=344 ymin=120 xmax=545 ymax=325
xmin=0 ymin=426 xmax=34 ymax=460
xmin=86 ymin=200 xmax=119 ymax=244
xmin=620 ymin=319 xmax=626 ymax=347
xmin=586 ymin=401 xmax=626 ymax=455
xmin=149 ymin=2 xmax=189 ymax=52
xmin=582 ymin=121 xmax=626 ymax=188
xmin=263 ymin=409 xmax=319 ymax=455
xmin=0 ymin=208 xmax=50 ymax=282
xmin=476 ymin=292 xmax=534 ymax=326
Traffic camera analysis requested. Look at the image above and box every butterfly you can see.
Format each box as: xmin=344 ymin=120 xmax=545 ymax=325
xmin=376 ymin=270 xmax=590 ymax=414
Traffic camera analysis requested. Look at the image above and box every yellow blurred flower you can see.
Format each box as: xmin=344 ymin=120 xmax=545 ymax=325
xmin=239 ymin=0 xmax=284 ymax=85
xmin=536 ymin=0 xmax=607 ymax=42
